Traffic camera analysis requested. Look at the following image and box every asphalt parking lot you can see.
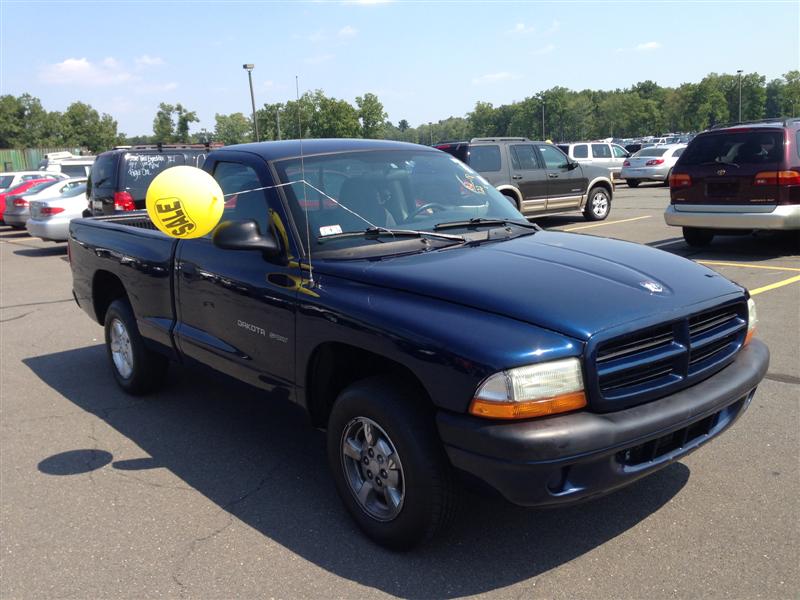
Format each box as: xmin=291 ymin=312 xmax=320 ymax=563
xmin=1 ymin=185 xmax=798 ymax=599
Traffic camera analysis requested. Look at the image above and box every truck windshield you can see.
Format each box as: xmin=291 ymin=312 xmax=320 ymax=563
xmin=273 ymin=149 xmax=525 ymax=253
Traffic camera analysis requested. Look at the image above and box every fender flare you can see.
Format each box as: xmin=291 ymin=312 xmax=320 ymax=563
xmin=581 ymin=177 xmax=613 ymax=210
xmin=495 ymin=185 xmax=523 ymax=208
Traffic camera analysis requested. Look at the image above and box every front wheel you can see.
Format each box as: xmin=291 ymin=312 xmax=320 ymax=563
xmin=583 ymin=187 xmax=611 ymax=221
xmin=327 ymin=377 xmax=457 ymax=550
xmin=682 ymin=226 xmax=714 ymax=247
xmin=104 ymin=299 xmax=168 ymax=395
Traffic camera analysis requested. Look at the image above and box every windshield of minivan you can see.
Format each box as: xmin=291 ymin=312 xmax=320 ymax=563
xmin=681 ymin=131 xmax=783 ymax=165
xmin=273 ymin=149 xmax=525 ymax=252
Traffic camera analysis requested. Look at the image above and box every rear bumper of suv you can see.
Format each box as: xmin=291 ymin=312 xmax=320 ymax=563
xmin=436 ymin=339 xmax=768 ymax=507
xmin=664 ymin=204 xmax=800 ymax=230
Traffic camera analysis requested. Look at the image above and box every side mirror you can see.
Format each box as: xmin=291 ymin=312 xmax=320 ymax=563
xmin=212 ymin=219 xmax=280 ymax=257
xmin=567 ymin=161 xmax=580 ymax=171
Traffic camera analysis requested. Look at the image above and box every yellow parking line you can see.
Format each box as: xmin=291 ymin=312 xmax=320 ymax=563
xmin=697 ymin=260 xmax=800 ymax=273
xmin=749 ymin=274 xmax=800 ymax=296
xmin=564 ymin=215 xmax=651 ymax=231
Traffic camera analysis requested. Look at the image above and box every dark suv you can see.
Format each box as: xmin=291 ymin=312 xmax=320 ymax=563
xmin=665 ymin=118 xmax=800 ymax=246
xmin=88 ymin=144 xmax=218 ymax=215
xmin=436 ymin=138 xmax=614 ymax=221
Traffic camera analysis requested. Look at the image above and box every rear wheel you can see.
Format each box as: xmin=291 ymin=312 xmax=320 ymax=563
xmin=626 ymin=179 xmax=640 ymax=188
xmin=663 ymin=169 xmax=673 ymax=186
xmin=104 ymin=299 xmax=168 ymax=395
xmin=583 ymin=187 xmax=611 ymax=221
xmin=683 ymin=226 xmax=714 ymax=247
xmin=327 ymin=377 xmax=457 ymax=550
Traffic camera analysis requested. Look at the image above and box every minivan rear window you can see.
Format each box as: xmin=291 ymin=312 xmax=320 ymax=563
xmin=680 ymin=131 xmax=783 ymax=166
xmin=121 ymin=153 xmax=187 ymax=197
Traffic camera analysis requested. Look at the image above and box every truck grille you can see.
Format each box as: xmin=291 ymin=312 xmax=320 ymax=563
xmin=592 ymin=301 xmax=747 ymax=410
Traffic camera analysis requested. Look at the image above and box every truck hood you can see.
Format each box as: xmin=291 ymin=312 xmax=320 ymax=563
xmin=314 ymin=231 xmax=743 ymax=341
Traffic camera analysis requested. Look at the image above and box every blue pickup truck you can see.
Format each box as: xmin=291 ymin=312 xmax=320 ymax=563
xmin=69 ymin=139 xmax=769 ymax=549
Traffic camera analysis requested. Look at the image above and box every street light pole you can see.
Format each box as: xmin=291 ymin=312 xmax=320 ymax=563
xmin=243 ymin=64 xmax=260 ymax=142
xmin=736 ymin=69 xmax=743 ymax=123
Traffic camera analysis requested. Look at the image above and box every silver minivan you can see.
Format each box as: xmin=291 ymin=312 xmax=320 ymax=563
xmin=557 ymin=142 xmax=630 ymax=180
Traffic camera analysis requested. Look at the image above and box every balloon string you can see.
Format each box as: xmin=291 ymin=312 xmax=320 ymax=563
xmin=224 ymin=179 xmax=378 ymax=229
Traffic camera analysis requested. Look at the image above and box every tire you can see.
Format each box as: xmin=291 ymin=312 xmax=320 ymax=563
xmin=327 ymin=376 xmax=457 ymax=550
xmin=583 ymin=186 xmax=611 ymax=221
xmin=663 ymin=169 xmax=672 ymax=186
xmin=682 ymin=227 xmax=714 ymax=247
xmin=502 ymin=191 xmax=520 ymax=211
xmin=104 ymin=298 xmax=168 ymax=395
xmin=626 ymin=179 xmax=640 ymax=188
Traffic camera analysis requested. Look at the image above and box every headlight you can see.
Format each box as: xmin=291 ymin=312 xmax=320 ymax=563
xmin=745 ymin=297 xmax=757 ymax=345
xmin=469 ymin=357 xmax=587 ymax=420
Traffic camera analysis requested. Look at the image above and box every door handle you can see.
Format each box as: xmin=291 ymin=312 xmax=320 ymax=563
xmin=548 ymin=173 xmax=559 ymax=179
xmin=512 ymin=175 xmax=523 ymax=180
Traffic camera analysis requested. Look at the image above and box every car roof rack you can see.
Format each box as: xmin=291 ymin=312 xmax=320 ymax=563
xmin=127 ymin=142 xmax=224 ymax=151
xmin=470 ymin=137 xmax=530 ymax=143
xmin=708 ymin=117 xmax=800 ymax=130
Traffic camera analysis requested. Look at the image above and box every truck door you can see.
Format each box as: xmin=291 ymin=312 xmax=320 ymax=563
xmin=508 ymin=144 xmax=548 ymax=213
xmin=174 ymin=155 xmax=300 ymax=398
xmin=538 ymin=144 xmax=585 ymax=211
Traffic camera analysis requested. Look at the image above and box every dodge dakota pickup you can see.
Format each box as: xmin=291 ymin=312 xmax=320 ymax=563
xmin=69 ymin=139 xmax=769 ymax=549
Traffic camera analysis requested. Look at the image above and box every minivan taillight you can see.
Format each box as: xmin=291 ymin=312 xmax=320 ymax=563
xmin=754 ymin=171 xmax=800 ymax=186
xmin=670 ymin=173 xmax=692 ymax=188
xmin=645 ymin=159 xmax=665 ymax=166
xmin=113 ymin=191 xmax=136 ymax=211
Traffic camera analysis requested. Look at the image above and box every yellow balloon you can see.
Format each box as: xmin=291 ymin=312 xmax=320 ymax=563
xmin=146 ymin=166 xmax=224 ymax=239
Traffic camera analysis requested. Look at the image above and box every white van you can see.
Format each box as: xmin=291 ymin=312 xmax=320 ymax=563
xmin=38 ymin=151 xmax=96 ymax=178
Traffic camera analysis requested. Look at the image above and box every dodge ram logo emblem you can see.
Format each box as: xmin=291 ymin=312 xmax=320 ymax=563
xmin=640 ymin=281 xmax=664 ymax=293
xmin=716 ymin=169 xmax=726 ymax=176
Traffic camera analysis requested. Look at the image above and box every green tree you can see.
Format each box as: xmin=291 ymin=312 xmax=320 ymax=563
xmin=153 ymin=102 xmax=175 ymax=142
xmin=175 ymin=103 xmax=199 ymax=143
xmin=356 ymin=93 xmax=387 ymax=138
xmin=214 ymin=112 xmax=252 ymax=145
xmin=398 ymin=119 xmax=409 ymax=132
xmin=61 ymin=102 xmax=118 ymax=152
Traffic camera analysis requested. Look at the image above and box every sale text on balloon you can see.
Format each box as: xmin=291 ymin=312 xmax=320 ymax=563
xmin=153 ymin=198 xmax=197 ymax=237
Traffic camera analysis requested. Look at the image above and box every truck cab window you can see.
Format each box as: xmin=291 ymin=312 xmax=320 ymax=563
xmin=213 ymin=161 xmax=268 ymax=234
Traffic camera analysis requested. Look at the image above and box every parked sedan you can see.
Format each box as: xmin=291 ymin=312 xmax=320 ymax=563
xmin=27 ymin=183 xmax=89 ymax=242
xmin=0 ymin=178 xmax=62 ymax=225
xmin=621 ymin=144 xmax=687 ymax=187
xmin=3 ymin=178 xmax=86 ymax=229
xmin=0 ymin=171 xmax=65 ymax=193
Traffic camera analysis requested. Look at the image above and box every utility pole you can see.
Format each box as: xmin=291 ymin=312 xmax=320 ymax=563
xmin=736 ymin=69 xmax=743 ymax=123
xmin=276 ymin=107 xmax=281 ymax=140
xmin=243 ymin=64 xmax=260 ymax=142
xmin=541 ymin=100 xmax=546 ymax=140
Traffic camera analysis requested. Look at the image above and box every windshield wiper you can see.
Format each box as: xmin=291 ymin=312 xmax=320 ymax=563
xmin=700 ymin=160 xmax=739 ymax=168
xmin=433 ymin=217 xmax=539 ymax=231
xmin=318 ymin=227 xmax=465 ymax=243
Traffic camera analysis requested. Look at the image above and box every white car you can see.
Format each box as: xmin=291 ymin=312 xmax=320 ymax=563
xmin=621 ymin=144 xmax=687 ymax=187
xmin=26 ymin=183 xmax=89 ymax=242
xmin=0 ymin=171 xmax=67 ymax=193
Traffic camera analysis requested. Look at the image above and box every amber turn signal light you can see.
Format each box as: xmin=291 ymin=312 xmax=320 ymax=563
xmin=470 ymin=391 xmax=587 ymax=420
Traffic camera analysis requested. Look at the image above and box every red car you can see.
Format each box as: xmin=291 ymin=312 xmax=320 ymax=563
xmin=0 ymin=178 xmax=59 ymax=224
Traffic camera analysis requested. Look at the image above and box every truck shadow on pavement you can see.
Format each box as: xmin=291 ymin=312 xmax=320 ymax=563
xmin=26 ymin=345 xmax=689 ymax=598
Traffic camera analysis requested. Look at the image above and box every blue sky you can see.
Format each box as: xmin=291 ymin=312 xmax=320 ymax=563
xmin=1 ymin=0 xmax=798 ymax=136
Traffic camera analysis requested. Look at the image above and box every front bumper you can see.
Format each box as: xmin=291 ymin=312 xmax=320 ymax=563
xmin=26 ymin=218 xmax=70 ymax=242
xmin=664 ymin=204 xmax=800 ymax=230
xmin=437 ymin=339 xmax=769 ymax=507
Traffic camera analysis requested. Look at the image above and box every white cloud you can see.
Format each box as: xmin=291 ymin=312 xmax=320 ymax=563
xmin=304 ymin=53 xmax=335 ymax=65
xmin=136 ymin=81 xmax=178 ymax=94
xmin=544 ymin=20 xmax=560 ymax=35
xmin=532 ymin=44 xmax=556 ymax=55
xmin=509 ymin=22 xmax=535 ymax=34
xmin=39 ymin=57 xmax=134 ymax=86
xmin=135 ymin=55 xmax=164 ymax=68
xmin=471 ymin=72 xmax=519 ymax=85
xmin=338 ymin=25 xmax=358 ymax=37
xmin=636 ymin=41 xmax=662 ymax=51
